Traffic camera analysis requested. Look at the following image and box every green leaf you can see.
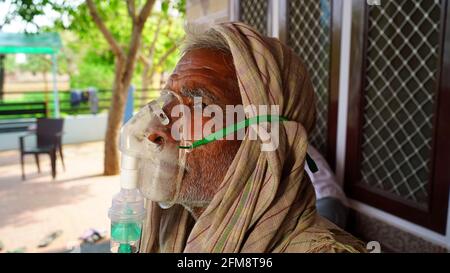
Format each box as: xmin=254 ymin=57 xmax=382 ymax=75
xmin=161 ymin=0 xmax=169 ymax=14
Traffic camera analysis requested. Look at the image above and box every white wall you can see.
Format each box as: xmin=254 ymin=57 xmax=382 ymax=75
xmin=0 ymin=114 xmax=107 ymax=151
xmin=62 ymin=114 xmax=107 ymax=144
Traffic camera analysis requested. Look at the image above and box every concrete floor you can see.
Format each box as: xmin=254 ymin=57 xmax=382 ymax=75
xmin=0 ymin=141 xmax=120 ymax=253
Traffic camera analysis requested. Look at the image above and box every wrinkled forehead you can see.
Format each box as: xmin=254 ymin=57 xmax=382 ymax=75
xmin=167 ymin=48 xmax=241 ymax=106
xmin=174 ymin=48 xmax=236 ymax=77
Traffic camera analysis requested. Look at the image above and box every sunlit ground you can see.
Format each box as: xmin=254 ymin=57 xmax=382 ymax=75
xmin=0 ymin=141 xmax=119 ymax=253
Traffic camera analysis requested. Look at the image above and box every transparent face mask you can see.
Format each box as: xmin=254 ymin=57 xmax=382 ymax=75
xmin=119 ymin=90 xmax=315 ymax=210
xmin=119 ymin=90 xmax=191 ymax=208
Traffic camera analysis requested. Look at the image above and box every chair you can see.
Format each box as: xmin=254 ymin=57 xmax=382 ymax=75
xmin=19 ymin=118 xmax=65 ymax=180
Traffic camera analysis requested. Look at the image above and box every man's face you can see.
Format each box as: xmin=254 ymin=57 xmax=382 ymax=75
xmin=146 ymin=48 xmax=242 ymax=205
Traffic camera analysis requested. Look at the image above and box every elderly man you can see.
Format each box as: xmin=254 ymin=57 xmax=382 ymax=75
xmin=139 ymin=22 xmax=364 ymax=253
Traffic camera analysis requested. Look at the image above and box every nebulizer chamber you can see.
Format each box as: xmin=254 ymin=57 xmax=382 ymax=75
xmin=108 ymin=155 xmax=145 ymax=253
xmin=108 ymin=91 xmax=187 ymax=253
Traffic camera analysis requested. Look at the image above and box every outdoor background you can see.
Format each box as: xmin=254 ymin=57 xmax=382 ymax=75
xmin=0 ymin=0 xmax=185 ymax=253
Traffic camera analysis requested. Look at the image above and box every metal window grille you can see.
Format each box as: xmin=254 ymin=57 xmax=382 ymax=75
xmin=239 ymin=0 xmax=269 ymax=36
xmin=287 ymin=0 xmax=331 ymax=155
xmin=359 ymin=0 xmax=442 ymax=207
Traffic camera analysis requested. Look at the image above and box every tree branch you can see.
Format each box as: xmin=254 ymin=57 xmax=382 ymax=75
xmin=126 ymin=0 xmax=136 ymax=23
xmin=144 ymin=13 xmax=164 ymax=63
xmin=139 ymin=53 xmax=151 ymax=67
xmin=155 ymin=42 xmax=179 ymax=68
xmin=121 ymin=0 xmax=156 ymax=87
xmin=137 ymin=0 xmax=156 ymax=26
xmin=146 ymin=39 xmax=182 ymax=84
xmin=85 ymin=0 xmax=124 ymax=59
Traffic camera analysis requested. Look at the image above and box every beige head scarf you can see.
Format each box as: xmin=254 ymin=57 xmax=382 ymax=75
xmin=140 ymin=22 xmax=365 ymax=253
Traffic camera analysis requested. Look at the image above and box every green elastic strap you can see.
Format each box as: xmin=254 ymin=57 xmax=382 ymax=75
xmin=178 ymin=115 xmax=318 ymax=173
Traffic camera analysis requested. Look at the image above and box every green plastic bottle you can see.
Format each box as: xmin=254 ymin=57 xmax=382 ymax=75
xmin=108 ymin=188 xmax=145 ymax=253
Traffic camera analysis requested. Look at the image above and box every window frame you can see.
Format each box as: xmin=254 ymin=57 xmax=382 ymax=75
xmin=282 ymin=0 xmax=343 ymax=170
xmin=344 ymin=0 xmax=450 ymax=234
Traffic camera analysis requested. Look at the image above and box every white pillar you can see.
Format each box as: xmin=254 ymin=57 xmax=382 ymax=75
xmin=229 ymin=0 xmax=240 ymax=21
xmin=268 ymin=0 xmax=287 ymax=43
xmin=335 ymin=0 xmax=352 ymax=186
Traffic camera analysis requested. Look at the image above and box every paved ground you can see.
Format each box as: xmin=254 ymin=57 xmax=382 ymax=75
xmin=0 ymin=141 xmax=120 ymax=253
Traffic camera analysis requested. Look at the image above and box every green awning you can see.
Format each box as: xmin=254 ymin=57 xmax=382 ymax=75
xmin=0 ymin=32 xmax=62 ymax=54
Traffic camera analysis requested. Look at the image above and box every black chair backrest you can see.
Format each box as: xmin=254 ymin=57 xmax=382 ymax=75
xmin=36 ymin=118 xmax=64 ymax=147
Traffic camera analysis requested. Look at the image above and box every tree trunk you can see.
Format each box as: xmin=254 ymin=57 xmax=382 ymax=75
xmin=104 ymin=58 xmax=127 ymax=175
xmin=86 ymin=0 xmax=156 ymax=175
xmin=103 ymin=86 xmax=127 ymax=175
xmin=104 ymin=28 xmax=142 ymax=175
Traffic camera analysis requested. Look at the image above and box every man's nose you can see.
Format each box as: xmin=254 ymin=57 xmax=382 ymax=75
xmin=146 ymin=125 xmax=174 ymax=146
